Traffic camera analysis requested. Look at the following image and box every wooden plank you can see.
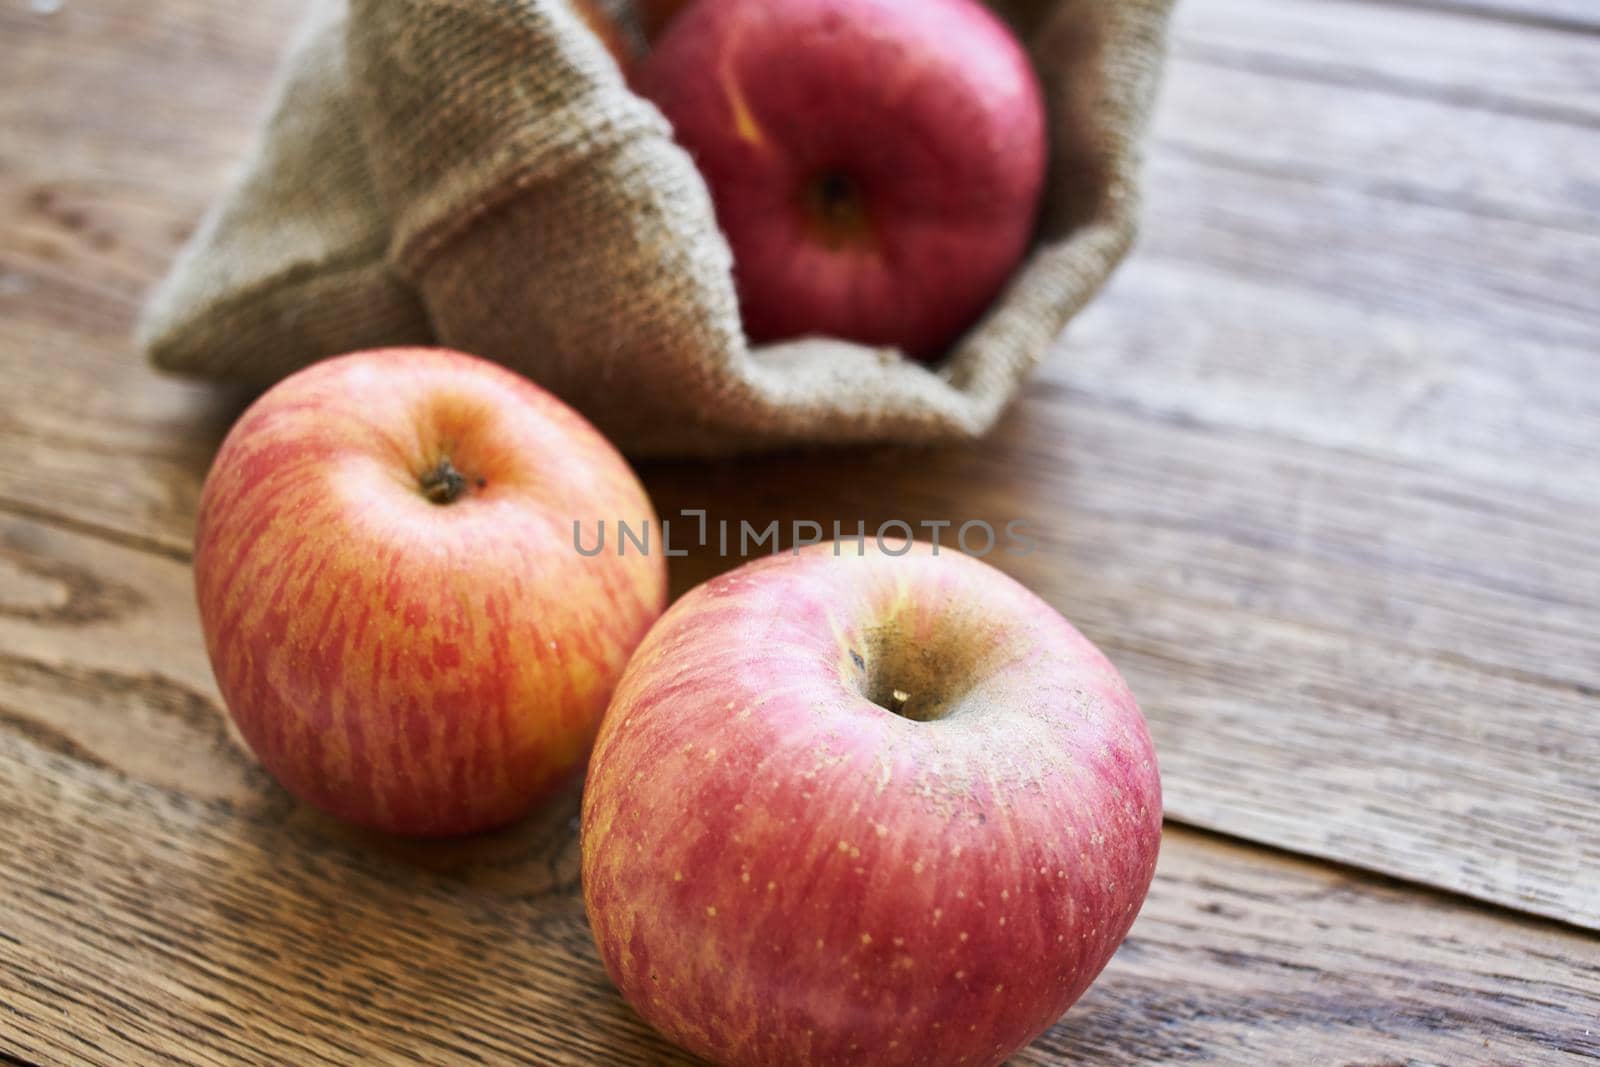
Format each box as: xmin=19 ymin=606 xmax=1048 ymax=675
xmin=1387 ymin=0 xmax=1600 ymax=34
xmin=0 ymin=0 xmax=293 ymax=559
xmin=1056 ymin=256 xmax=1600 ymax=507
xmin=1132 ymin=154 xmax=1600 ymax=353
xmin=1175 ymin=0 xmax=1600 ymax=124
xmin=1053 ymin=0 xmax=1600 ymax=505
xmin=2 ymin=0 xmax=1598 ymax=931
xmin=0 ymin=0 xmax=1597 ymax=1059
xmin=0 ymin=1 xmax=293 ymax=185
xmin=1157 ymin=58 xmax=1600 ymax=235
xmin=0 ymin=515 xmax=250 ymax=805
xmin=3 ymin=491 xmax=1595 ymax=1064
xmin=2 ymin=702 xmax=1597 ymax=1066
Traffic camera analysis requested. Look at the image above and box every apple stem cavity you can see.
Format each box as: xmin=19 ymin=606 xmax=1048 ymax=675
xmin=852 ymin=640 xmax=946 ymax=724
xmin=805 ymin=170 xmax=871 ymax=249
xmin=420 ymin=456 xmax=468 ymax=505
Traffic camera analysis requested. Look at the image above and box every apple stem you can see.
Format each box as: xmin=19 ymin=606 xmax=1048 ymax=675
xmin=420 ymin=457 xmax=467 ymax=505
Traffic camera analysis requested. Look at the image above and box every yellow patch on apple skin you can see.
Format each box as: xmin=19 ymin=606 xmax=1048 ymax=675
xmin=714 ymin=12 xmax=767 ymax=149
xmin=720 ymin=63 xmax=766 ymax=148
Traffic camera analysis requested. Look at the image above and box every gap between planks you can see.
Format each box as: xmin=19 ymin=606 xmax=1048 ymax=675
xmin=0 ymin=494 xmax=192 ymax=564
xmin=1333 ymin=0 xmax=1600 ymax=37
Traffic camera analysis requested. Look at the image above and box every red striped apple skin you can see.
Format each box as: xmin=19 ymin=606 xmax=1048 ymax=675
xmin=194 ymin=348 xmax=666 ymax=836
xmin=582 ymin=542 xmax=1161 ymax=1067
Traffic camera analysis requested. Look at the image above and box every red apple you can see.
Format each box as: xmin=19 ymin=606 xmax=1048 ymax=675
xmin=634 ymin=0 xmax=1049 ymax=361
xmin=194 ymin=348 xmax=667 ymax=836
xmin=582 ymin=541 xmax=1161 ymax=1067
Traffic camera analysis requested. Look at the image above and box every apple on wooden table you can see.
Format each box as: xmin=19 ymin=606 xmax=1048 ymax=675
xmin=193 ymin=348 xmax=667 ymax=836
xmin=635 ymin=0 xmax=1049 ymax=361
xmin=582 ymin=541 xmax=1162 ymax=1067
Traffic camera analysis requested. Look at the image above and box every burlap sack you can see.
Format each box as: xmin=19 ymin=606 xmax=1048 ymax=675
xmin=139 ymin=2 xmax=432 ymax=382
xmin=142 ymin=0 xmax=1174 ymax=456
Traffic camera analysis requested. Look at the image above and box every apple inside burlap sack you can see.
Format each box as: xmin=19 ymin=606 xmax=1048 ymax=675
xmin=140 ymin=0 xmax=1174 ymax=456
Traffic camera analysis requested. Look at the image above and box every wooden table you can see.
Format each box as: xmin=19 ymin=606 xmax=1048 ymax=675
xmin=2 ymin=0 xmax=1597 ymax=1063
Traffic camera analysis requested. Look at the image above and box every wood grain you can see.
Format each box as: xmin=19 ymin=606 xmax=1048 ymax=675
xmin=1176 ymin=0 xmax=1600 ymax=128
xmin=1 ymin=503 xmax=1596 ymax=1056
xmin=2 ymin=0 xmax=1600 ymax=1060
xmin=2 ymin=0 xmax=1599 ymax=928
xmin=2 ymin=650 xmax=1597 ymax=1065
xmin=0 ymin=0 xmax=286 ymax=557
xmin=1390 ymin=0 xmax=1600 ymax=35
